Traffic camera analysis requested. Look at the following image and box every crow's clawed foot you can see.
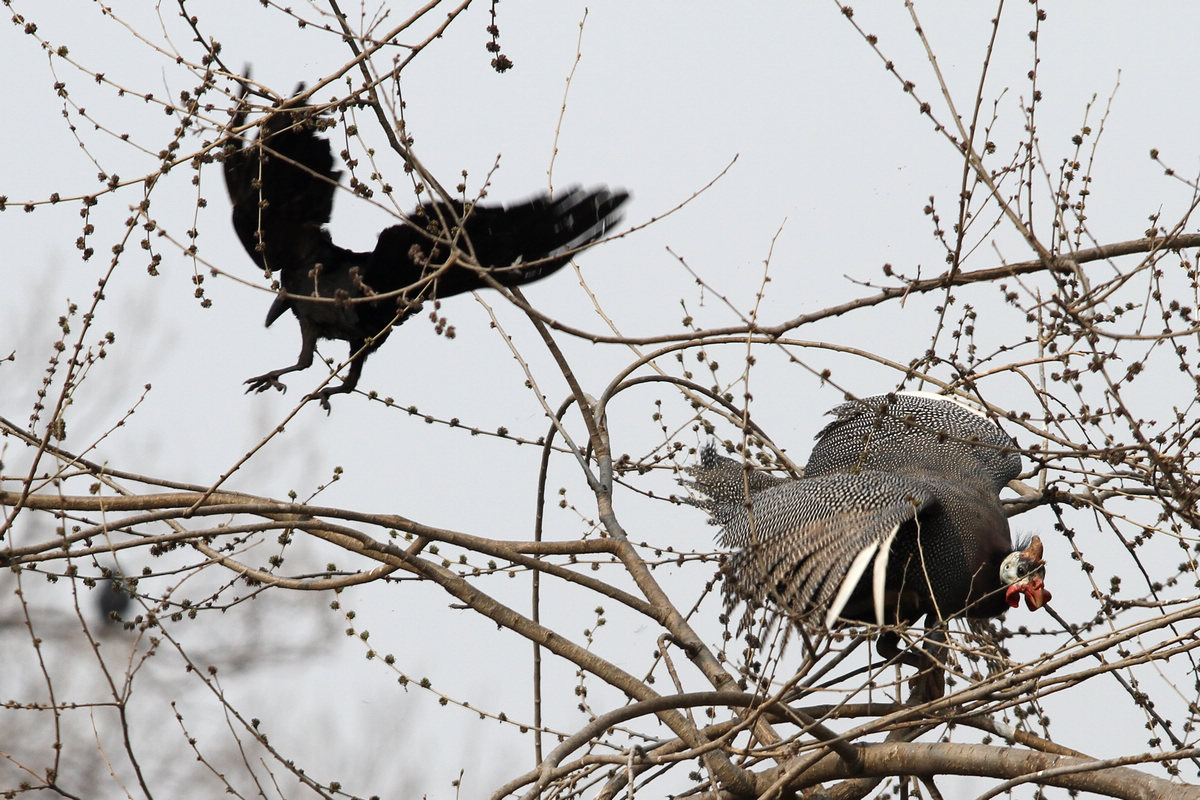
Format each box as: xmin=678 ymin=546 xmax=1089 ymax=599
xmin=306 ymin=388 xmax=338 ymax=415
xmin=245 ymin=374 xmax=289 ymax=395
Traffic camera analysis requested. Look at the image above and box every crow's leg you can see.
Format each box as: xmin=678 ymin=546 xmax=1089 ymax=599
xmin=310 ymin=341 xmax=369 ymax=413
xmin=245 ymin=324 xmax=318 ymax=395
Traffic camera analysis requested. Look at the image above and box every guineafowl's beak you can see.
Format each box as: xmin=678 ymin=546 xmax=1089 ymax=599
xmin=1003 ymin=535 xmax=1052 ymax=610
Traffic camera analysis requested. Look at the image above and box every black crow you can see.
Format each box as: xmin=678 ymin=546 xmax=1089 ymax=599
xmin=97 ymin=571 xmax=133 ymax=625
xmin=223 ymin=89 xmax=629 ymax=410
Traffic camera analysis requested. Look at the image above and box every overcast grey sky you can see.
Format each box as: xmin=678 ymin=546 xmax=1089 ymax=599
xmin=4 ymin=2 xmax=1200 ymax=797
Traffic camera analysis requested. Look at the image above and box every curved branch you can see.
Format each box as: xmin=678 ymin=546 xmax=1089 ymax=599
xmin=464 ymin=232 xmax=1200 ymax=347
xmin=0 ymin=490 xmax=662 ymax=620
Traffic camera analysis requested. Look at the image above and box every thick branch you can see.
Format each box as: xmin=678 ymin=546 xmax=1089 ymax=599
xmin=767 ymin=741 xmax=1200 ymax=800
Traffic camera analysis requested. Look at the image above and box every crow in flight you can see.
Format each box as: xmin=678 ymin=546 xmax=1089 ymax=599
xmin=222 ymin=88 xmax=629 ymax=410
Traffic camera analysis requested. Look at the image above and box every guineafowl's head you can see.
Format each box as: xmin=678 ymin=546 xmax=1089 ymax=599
xmin=999 ymin=535 xmax=1051 ymax=610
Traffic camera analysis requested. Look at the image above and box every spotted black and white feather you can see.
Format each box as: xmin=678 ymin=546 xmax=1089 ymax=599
xmin=686 ymin=392 xmax=1035 ymax=635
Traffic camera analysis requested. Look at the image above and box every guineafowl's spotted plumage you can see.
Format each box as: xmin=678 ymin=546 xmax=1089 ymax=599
xmin=686 ymin=392 xmax=1048 ymax=637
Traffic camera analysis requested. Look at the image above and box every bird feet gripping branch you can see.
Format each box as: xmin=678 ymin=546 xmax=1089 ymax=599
xmin=306 ymin=386 xmax=349 ymax=414
xmin=244 ymin=372 xmax=290 ymax=396
xmin=243 ymin=372 xmax=346 ymax=414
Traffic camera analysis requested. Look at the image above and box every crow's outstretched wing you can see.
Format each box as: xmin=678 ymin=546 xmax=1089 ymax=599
xmin=223 ymin=87 xmax=341 ymax=274
xmin=366 ymin=186 xmax=630 ymax=299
